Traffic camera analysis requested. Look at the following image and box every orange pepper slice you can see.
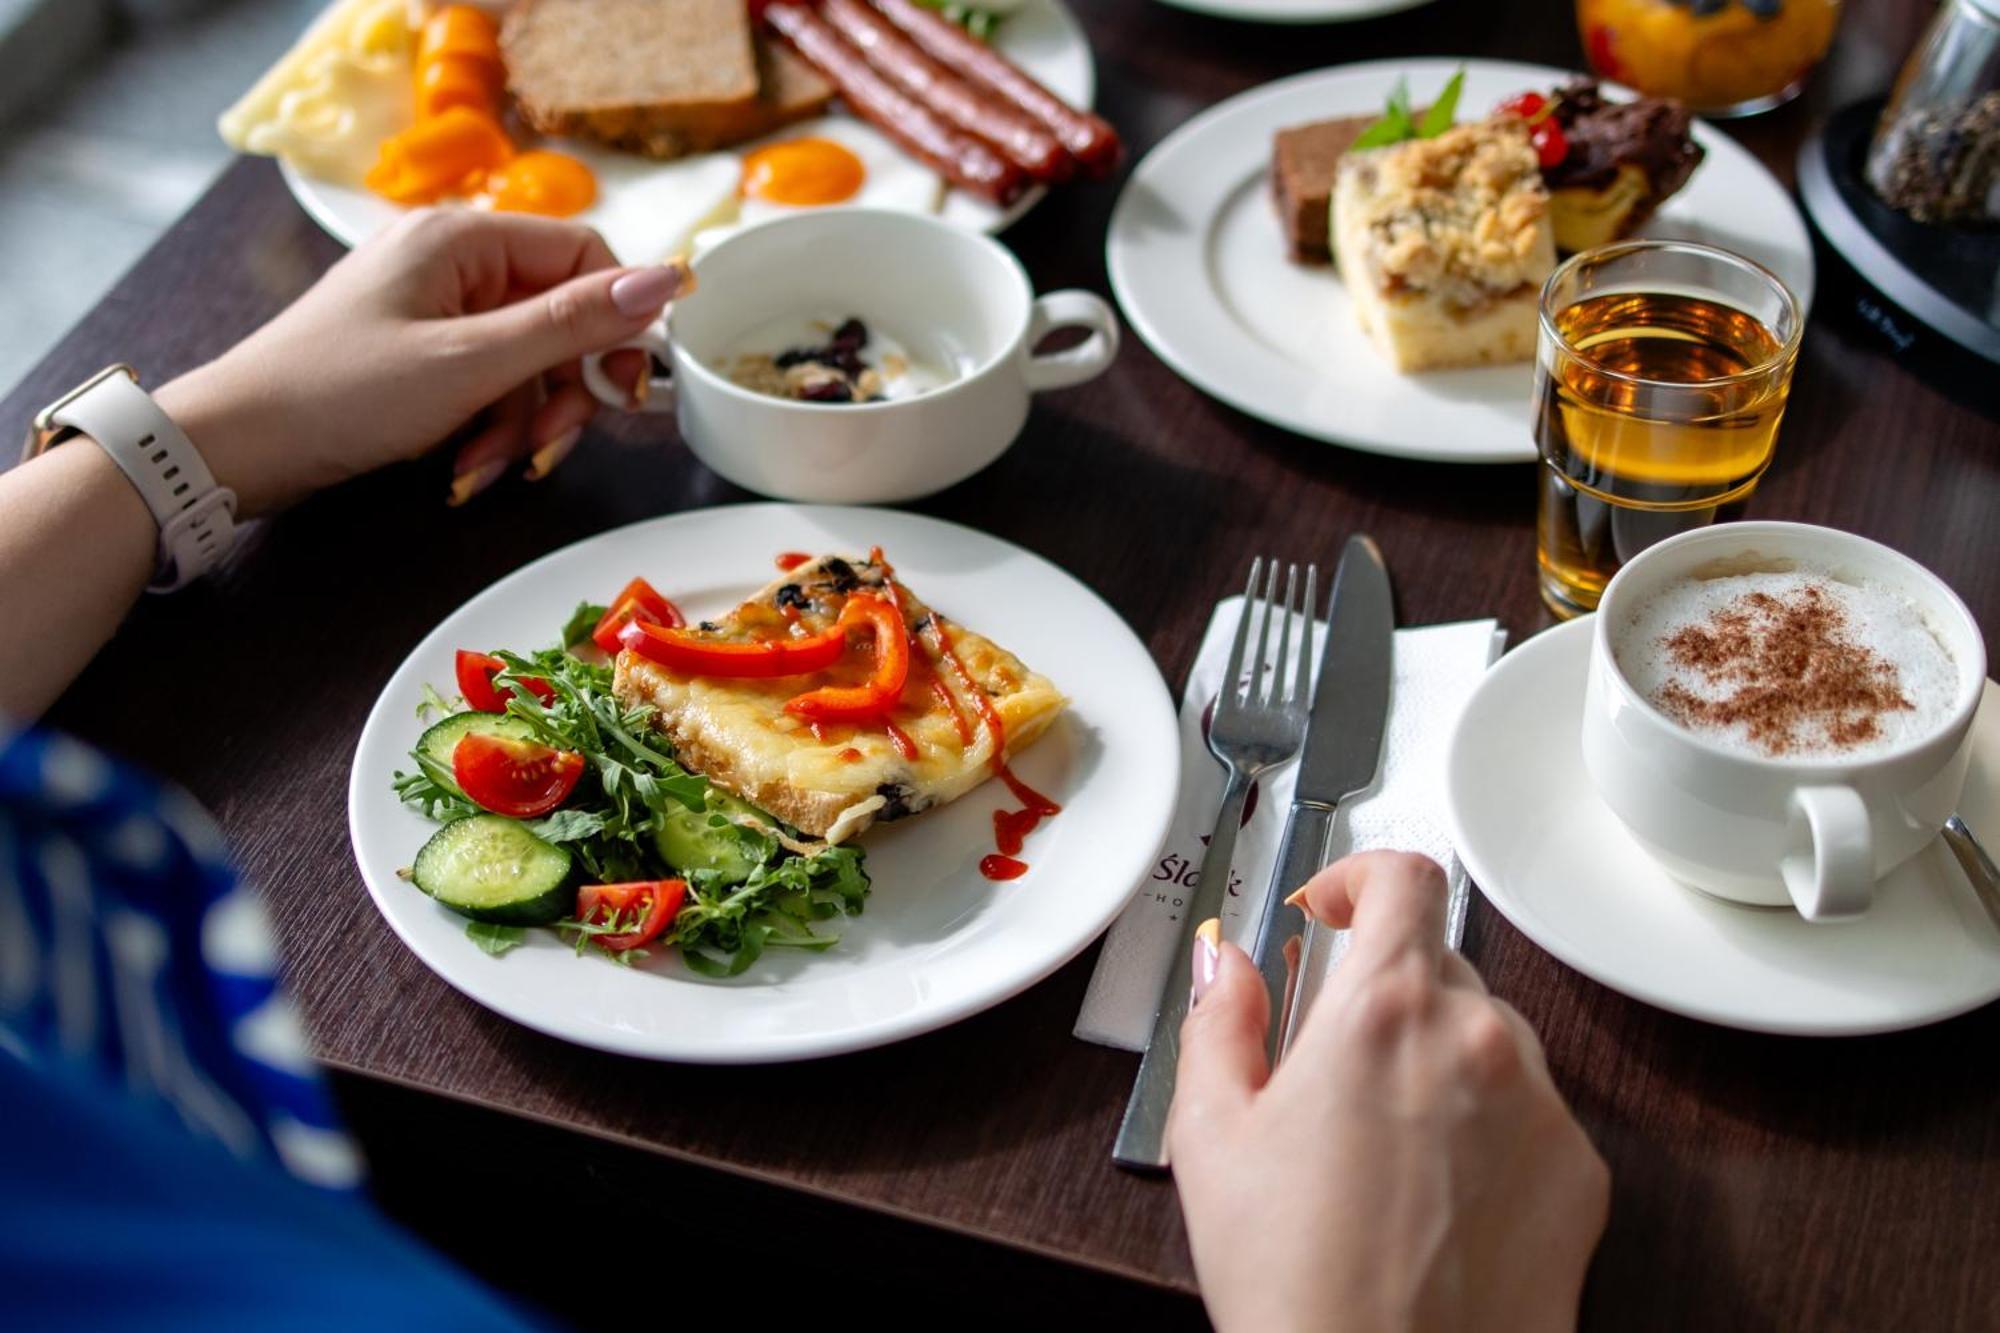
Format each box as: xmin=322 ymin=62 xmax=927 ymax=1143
xmin=486 ymin=150 xmax=597 ymax=217
xmin=417 ymin=5 xmax=501 ymax=69
xmin=415 ymin=53 xmax=501 ymax=120
xmin=364 ymin=106 xmax=513 ymax=206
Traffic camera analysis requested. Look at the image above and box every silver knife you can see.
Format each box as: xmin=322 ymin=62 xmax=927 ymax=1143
xmin=1247 ymin=536 xmax=1394 ymax=1066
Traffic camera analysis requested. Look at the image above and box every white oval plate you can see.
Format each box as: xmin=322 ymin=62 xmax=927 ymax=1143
xmin=1444 ymin=617 xmax=2000 ymax=1036
xmin=1153 ymin=0 xmax=1437 ymax=24
xmin=347 ymin=504 xmax=1179 ymax=1063
xmin=283 ymin=0 xmax=1097 ymax=261
xmin=1106 ymin=58 xmax=1816 ymax=464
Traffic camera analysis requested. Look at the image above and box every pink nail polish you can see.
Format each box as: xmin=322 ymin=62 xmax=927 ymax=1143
xmin=447 ymin=458 xmax=506 ymax=507
xmin=610 ymin=264 xmax=685 ymax=318
xmin=1190 ymin=918 xmax=1221 ymax=1005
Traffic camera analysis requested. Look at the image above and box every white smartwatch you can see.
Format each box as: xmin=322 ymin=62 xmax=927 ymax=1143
xmin=26 ymin=364 xmax=237 ymax=593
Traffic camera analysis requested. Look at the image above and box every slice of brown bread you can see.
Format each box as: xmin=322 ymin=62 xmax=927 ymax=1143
xmin=505 ymin=0 xmax=825 ymax=159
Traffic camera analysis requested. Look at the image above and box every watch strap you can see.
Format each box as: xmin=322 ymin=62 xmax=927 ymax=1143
xmin=42 ymin=366 xmax=237 ymax=592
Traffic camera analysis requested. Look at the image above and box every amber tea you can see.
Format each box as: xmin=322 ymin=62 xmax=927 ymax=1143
xmin=1533 ymin=244 xmax=1800 ymax=618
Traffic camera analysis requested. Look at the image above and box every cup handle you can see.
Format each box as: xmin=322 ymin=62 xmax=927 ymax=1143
xmin=1023 ymin=290 xmax=1120 ymax=392
xmin=1781 ymin=785 xmax=1874 ymax=921
xmin=583 ymin=325 xmax=676 ymax=414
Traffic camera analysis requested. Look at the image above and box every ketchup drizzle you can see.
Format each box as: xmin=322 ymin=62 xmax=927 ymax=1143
xmin=979 ymin=855 xmax=1029 ymax=881
xmin=884 ymin=721 xmax=918 ymax=762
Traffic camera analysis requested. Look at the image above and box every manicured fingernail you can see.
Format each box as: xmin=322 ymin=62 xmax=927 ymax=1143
xmin=524 ymin=427 xmax=581 ymax=481
xmin=447 ymin=458 xmax=506 ymax=507
xmin=1190 ymin=917 xmax=1221 ymax=1005
xmin=1284 ymin=885 xmax=1316 ymax=921
xmin=610 ymin=263 xmax=687 ymax=318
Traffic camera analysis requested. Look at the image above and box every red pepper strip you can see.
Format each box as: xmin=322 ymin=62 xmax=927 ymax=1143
xmin=592 ymin=577 xmax=685 ymax=654
xmin=784 ymin=594 xmax=910 ymax=722
xmin=619 ymin=617 xmax=848 ymax=678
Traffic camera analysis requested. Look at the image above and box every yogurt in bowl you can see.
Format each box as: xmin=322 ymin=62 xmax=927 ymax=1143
xmin=582 ymin=208 xmax=1120 ymax=503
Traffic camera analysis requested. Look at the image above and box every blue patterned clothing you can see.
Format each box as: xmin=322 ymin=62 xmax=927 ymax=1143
xmin=0 ymin=723 xmax=543 ymax=1330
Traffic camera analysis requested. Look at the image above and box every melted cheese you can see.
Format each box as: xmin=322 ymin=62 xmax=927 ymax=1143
xmin=218 ymin=0 xmax=416 ymax=188
xmin=612 ymin=554 xmax=1065 ymax=842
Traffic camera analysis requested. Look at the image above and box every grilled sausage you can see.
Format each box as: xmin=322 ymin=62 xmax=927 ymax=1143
xmin=866 ymin=0 xmax=1122 ymax=178
xmin=819 ymin=0 xmax=1074 ymax=183
xmin=764 ymin=2 xmax=1028 ymax=204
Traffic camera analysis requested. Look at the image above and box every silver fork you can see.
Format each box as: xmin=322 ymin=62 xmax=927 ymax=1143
xmin=1113 ymin=557 xmax=1315 ymax=1170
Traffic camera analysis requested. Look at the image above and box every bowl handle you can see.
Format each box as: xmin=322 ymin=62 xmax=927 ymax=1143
xmin=583 ymin=324 xmax=676 ymax=414
xmin=1023 ymin=290 xmax=1120 ymax=392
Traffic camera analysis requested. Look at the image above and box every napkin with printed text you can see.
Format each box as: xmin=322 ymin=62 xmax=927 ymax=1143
xmin=1075 ymin=601 xmax=1506 ymax=1051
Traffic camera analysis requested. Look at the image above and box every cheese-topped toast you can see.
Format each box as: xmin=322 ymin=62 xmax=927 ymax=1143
xmin=613 ymin=553 xmax=1066 ymax=843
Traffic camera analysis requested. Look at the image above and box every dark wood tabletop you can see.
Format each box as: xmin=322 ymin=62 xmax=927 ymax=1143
xmin=7 ymin=0 xmax=1997 ymax=1327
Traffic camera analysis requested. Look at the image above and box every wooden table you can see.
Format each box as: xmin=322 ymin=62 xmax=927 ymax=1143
xmin=7 ymin=1 xmax=1996 ymax=1327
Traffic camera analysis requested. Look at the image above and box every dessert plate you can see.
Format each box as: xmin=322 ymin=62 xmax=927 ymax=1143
xmin=347 ymin=504 xmax=1180 ymax=1063
xmin=282 ymin=0 xmax=1096 ymax=261
xmin=1444 ymin=618 xmax=2000 ymax=1036
xmin=1106 ymin=57 xmax=1816 ymax=464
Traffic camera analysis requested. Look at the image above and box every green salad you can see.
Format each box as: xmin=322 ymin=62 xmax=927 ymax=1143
xmin=391 ymin=601 xmax=869 ymax=976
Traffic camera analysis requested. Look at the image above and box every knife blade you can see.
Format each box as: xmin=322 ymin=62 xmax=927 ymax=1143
xmin=1246 ymin=535 xmax=1394 ymax=1065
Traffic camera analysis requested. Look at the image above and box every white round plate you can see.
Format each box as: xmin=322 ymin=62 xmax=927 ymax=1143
xmin=283 ymin=0 xmax=1096 ymax=261
xmin=346 ymin=504 xmax=1179 ymax=1062
xmin=1106 ymin=57 xmax=1816 ymax=464
xmin=1154 ymin=0 xmax=1436 ymax=24
xmin=1444 ymin=617 xmax=2000 ymax=1036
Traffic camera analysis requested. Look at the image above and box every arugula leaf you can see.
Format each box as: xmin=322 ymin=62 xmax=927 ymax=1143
xmin=465 ymin=921 xmax=526 ymax=956
xmin=393 ymin=767 xmax=476 ymax=823
xmin=561 ymin=600 xmax=609 ymax=651
xmin=913 ymin=0 xmax=1005 ymax=39
xmin=529 ymin=808 xmax=609 ymax=844
xmin=416 ymin=682 xmax=461 ymax=724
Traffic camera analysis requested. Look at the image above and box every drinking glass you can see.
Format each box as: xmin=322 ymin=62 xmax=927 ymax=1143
xmin=1534 ymin=239 xmax=1803 ymax=619
xmin=1577 ymin=0 xmax=1843 ymax=118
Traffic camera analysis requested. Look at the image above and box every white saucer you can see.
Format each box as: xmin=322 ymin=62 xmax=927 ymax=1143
xmin=1105 ymin=58 xmax=1815 ymax=463
xmin=1443 ymin=617 xmax=2000 ymax=1036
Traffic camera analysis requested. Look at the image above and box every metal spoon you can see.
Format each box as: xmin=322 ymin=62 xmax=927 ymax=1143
xmin=1942 ymin=815 xmax=2000 ymax=931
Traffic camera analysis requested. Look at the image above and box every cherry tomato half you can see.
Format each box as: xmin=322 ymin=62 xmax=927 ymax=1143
xmin=591 ymin=577 xmax=686 ymax=655
xmin=576 ymin=879 xmax=687 ymax=952
xmin=451 ymin=732 xmax=584 ymax=818
xmin=457 ymin=649 xmax=558 ymax=712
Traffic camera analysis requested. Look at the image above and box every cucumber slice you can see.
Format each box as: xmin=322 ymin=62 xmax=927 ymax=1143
xmin=415 ymin=712 xmax=538 ymax=794
xmin=412 ymin=815 xmax=574 ymax=924
xmin=654 ymin=788 xmax=781 ymax=882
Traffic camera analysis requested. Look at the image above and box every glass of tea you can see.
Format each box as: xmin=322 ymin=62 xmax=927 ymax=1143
xmin=1533 ymin=239 xmax=1803 ymax=619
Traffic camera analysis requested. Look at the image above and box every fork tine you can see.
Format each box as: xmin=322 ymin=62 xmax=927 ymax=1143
xmin=1219 ymin=557 xmax=1261 ymax=707
xmin=1270 ymin=563 xmax=1299 ymax=707
xmin=1295 ymin=564 xmax=1317 ymax=708
xmin=1251 ymin=559 xmax=1279 ymax=706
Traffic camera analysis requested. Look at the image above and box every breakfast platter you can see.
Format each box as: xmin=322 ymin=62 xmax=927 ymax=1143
xmin=1105 ymin=58 xmax=1817 ymax=464
xmin=246 ymin=0 xmax=1102 ymax=265
xmin=346 ymin=504 xmax=1180 ymax=1062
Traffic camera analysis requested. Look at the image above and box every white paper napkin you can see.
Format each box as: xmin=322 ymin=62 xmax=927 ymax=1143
xmin=1074 ymin=602 xmax=1507 ymax=1051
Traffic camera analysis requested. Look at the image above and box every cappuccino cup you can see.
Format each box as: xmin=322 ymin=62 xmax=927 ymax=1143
xmin=1581 ymin=522 xmax=1986 ymax=921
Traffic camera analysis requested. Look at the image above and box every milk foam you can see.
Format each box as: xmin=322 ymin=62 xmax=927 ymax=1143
xmin=1615 ymin=567 xmax=1961 ymax=759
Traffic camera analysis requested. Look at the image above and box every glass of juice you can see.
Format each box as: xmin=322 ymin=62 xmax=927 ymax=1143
xmin=1534 ymin=239 xmax=1803 ymax=619
xmin=1577 ymin=0 xmax=1843 ymax=117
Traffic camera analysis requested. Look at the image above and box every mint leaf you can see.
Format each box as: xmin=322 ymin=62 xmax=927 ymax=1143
xmin=1417 ymin=69 xmax=1465 ymax=138
xmin=465 ymin=921 xmax=525 ymax=956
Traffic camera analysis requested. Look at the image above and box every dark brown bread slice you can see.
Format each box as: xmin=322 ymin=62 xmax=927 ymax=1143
xmin=504 ymin=0 xmax=786 ymax=159
xmin=1271 ymin=115 xmax=1374 ymax=264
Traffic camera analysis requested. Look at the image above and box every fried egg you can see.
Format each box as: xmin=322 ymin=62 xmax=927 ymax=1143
xmin=574 ymin=145 xmax=741 ymax=264
xmin=689 ymin=116 xmax=944 ymax=253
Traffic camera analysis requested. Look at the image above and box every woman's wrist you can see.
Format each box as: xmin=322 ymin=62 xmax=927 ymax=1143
xmin=154 ymin=357 xmax=336 ymax=520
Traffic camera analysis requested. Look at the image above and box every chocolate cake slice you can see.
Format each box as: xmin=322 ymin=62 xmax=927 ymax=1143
xmin=1272 ymin=114 xmax=1374 ymax=264
xmin=1542 ymin=80 xmax=1704 ymax=252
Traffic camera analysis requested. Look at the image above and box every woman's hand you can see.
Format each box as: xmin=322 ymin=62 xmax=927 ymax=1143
xmin=154 ymin=208 xmax=683 ymax=515
xmin=1168 ymin=852 xmax=1610 ymax=1333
